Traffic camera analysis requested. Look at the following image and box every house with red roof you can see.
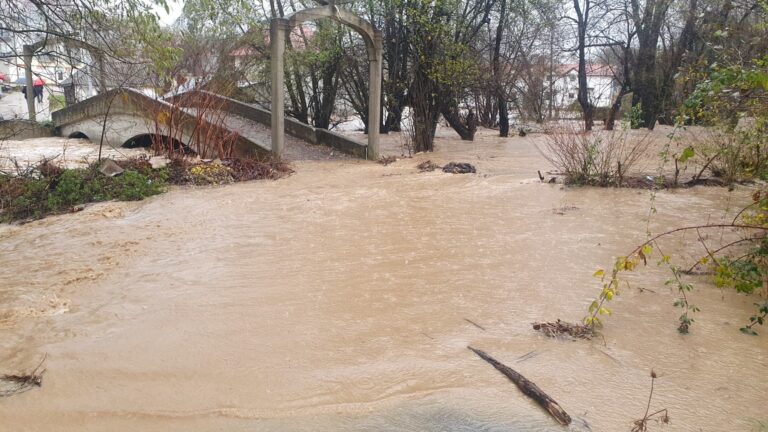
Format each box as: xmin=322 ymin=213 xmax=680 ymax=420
xmin=552 ymin=63 xmax=620 ymax=109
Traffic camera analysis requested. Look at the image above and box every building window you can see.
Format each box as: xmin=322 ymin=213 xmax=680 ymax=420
xmin=568 ymin=93 xmax=574 ymax=99
xmin=569 ymin=74 xmax=576 ymax=82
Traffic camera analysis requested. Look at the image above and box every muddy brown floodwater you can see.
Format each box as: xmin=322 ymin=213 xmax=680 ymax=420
xmin=1 ymin=127 xmax=767 ymax=431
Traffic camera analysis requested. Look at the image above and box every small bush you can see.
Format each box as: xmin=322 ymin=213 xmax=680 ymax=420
xmin=113 ymin=171 xmax=164 ymax=200
xmin=0 ymin=164 xmax=165 ymax=223
xmin=538 ymin=123 xmax=650 ymax=186
xmin=0 ymin=155 xmax=292 ymax=223
xmin=1 ymin=177 xmax=49 ymax=221
xmin=47 ymin=169 xmax=88 ymax=209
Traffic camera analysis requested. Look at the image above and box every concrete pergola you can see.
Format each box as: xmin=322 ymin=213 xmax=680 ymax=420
xmin=270 ymin=1 xmax=383 ymax=160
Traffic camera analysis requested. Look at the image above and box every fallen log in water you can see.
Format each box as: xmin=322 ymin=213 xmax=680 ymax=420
xmin=468 ymin=346 xmax=572 ymax=426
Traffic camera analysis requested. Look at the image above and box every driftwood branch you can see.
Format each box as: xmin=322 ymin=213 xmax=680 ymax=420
xmin=468 ymin=346 xmax=572 ymax=426
xmin=464 ymin=317 xmax=486 ymax=330
xmin=0 ymin=354 xmax=46 ymax=398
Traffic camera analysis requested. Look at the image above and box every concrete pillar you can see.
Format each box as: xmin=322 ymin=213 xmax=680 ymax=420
xmin=22 ymin=45 xmax=35 ymax=122
xmin=95 ymin=52 xmax=108 ymax=93
xmin=366 ymin=31 xmax=383 ymax=160
xmin=270 ymin=18 xmax=289 ymax=160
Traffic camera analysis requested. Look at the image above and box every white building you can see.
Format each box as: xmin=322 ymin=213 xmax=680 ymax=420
xmin=0 ymin=28 xmax=82 ymax=86
xmin=552 ymin=63 xmax=620 ymax=109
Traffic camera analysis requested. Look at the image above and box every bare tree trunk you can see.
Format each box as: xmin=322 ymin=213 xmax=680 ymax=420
xmin=442 ymin=106 xmax=477 ymax=141
xmin=605 ymin=89 xmax=628 ymax=130
xmin=630 ymin=0 xmax=673 ymax=129
xmin=411 ymin=68 xmax=439 ymax=152
xmin=314 ymin=58 xmax=341 ymax=129
xmin=657 ymin=0 xmax=699 ymax=124
xmin=605 ymin=44 xmax=633 ymax=130
xmin=494 ymin=0 xmax=509 ymax=137
xmin=573 ymin=0 xmax=594 ymax=131
xmin=634 ymin=48 xmax=659 ymax=129
xmin=383 ymin=0 xmax=409 ymax=133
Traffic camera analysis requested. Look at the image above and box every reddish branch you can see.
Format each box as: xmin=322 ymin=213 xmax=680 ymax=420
xmin=628 ymin=224 xmax=768 ymax=258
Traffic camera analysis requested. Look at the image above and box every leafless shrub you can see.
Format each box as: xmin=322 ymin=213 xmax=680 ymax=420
xmin=693 ymin=125 xmax=767 ymax=185
xmin=222 ymin=158 xmax=294 ymax=181
xmin=144 ymin=91 xmax=240 ymax=160
xmin=537 ymin=123 xmax=650 ymax=186
xmin=0 ymin=155 xmax=61 ymax=178
xmin=631 ymin=370 xmax=670 ymax=432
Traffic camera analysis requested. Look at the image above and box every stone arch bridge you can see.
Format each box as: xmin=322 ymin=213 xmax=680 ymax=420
xmin=51 ymin=88 xmax=370 ymax=160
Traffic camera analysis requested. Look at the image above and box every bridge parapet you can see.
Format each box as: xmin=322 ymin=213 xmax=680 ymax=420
xmin=0 ymin=120 xmax=54 ymax=141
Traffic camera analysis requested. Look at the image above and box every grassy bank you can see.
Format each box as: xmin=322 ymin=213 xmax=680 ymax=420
xmin=0 ymin=157 xmax=292 ymax=223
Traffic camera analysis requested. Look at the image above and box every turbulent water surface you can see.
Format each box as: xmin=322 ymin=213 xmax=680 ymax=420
xmin=1 ymin=128 xmax=766 ymax=431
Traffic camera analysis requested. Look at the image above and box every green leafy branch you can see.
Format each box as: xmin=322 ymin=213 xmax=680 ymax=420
xmin=741 ymin=302 xmax=768 ymax=335
xmin=585 ymin=224 xmax=768 ymax=333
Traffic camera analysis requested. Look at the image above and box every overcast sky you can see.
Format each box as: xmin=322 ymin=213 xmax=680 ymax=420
xmin=155 ymin=0 xmax=185 ymax=26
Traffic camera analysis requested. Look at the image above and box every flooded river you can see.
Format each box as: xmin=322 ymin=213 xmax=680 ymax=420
xmin=1 ymin=128 xmax=766 ymax=431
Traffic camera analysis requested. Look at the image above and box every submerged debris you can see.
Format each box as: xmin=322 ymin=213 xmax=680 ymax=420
xmin=1 ymin=355 xmax=46 ymax=398
xmin=532 ymin=319 xmax=593 ymax=339
xmin=378 ymin=155 xmax=397 ymax=166
xmin=442 ymin=162 xmax=476 ymax=174
xmin=417 ymin=160 xmax=441 ymax=172
xmin=222 ymin=158 xmax=294 ymax=182
xmin=552 ymin=205 xmax=579 ymax=215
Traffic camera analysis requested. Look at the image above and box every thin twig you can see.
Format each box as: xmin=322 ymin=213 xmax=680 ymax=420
xmin=464 ymin=317 xmax=486 ymax=331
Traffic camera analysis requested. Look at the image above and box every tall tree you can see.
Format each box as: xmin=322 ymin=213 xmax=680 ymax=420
xmin=492 ymin=0 xmax=510 ymax=136
xmin=572 ymin=0 xmax=596 ymax=130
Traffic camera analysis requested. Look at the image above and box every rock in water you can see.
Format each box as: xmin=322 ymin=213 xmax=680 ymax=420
xmin=98 ymin=159 xmax=124 ymax=177
xmin=442 ymin=162 xmax=476 ymax=174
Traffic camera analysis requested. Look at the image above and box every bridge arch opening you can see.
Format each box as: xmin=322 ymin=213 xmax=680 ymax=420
xmin=122 ymin=134 xmax=196 ymax=155
xmin=67 ymin=131 xmax=90 ymax=140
